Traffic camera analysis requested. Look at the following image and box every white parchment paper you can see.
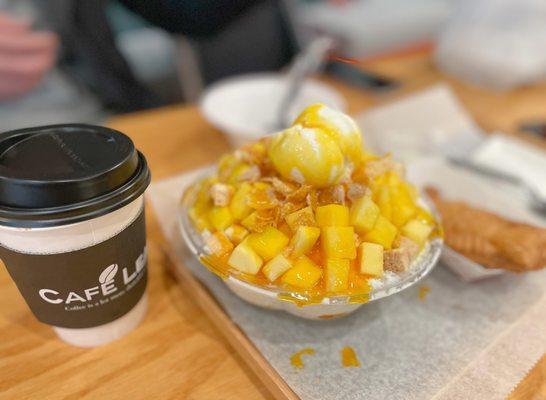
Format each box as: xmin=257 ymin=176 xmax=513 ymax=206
xmin=148 ymin=170 xmax=546 ymax=400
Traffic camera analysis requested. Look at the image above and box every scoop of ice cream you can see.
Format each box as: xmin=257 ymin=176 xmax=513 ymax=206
xmin=268 ymin=125 xmax=344 ymax=187
xmin=294 ymin=104 xmax=363 ymax=164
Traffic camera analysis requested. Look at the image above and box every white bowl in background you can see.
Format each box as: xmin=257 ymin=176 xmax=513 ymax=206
xmin=199 ymin=73 xmax=346 ymax=147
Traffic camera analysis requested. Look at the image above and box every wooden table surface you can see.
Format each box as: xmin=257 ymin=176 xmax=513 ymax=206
xmin=1 ymin=52 xmax=546 ymax=399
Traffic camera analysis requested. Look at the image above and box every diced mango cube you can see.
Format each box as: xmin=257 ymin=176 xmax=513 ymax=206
xmin=263 ymin=254 xmax=292 ymax=282
xmin=290 ymin=226 xmax=321 ymax=257
xmin=240 ymin=211 xmax=274 ymax=232
xmin=375 ymin=186 xmax=392 ymax=221
xmin=230 ymin=182 xmax=253 ymax=220
xmin=390 ymin=185 xmax=416 ymax=227
xmin=316 ymin=204 xmax=349 ymax=227
xmin=401 ymin=219 xmax=433 ymax=245
xmin=227 ymin=163 xmax=251 ymax=184
xmin=241 ymin=211 xmax=259 ymax=231
xmin=227 ymin=242 xmax=263 ymax=275
xmin=386 ymin=171 xmax=402 ymax=186
xmin=359 ymin=242 xmax=384 ymax=277
xmin=224 ymin=224 xmax=249 ymax=244
xmin=208 ymin=206 xmax=234 ymax=231
xmin=206 ymin=232 xmax=234 ymax=257
xmin=325 ymin=258 xmax=350 ymax=292
xmin=350 ymin=196 xmax=380 ymax=233
xmin=415 ymin=206 xmax=435 ymax=225
xmin=391 ymin=202 xmax=416 ymax=228
xmin=218 ymin=154 xmax=240 ymax=181
xmin=285 ymin=206 xmax=316 ymax=231
xmin=195 ymin=177 xmax=216 ymax=204
xmin=364 ymin=215 xmax=398 ymax=249
xmin=247 ymin=227 xmax=289 ymax=260
xmin=189 ymin=207 xmax=211 ymax=231
xmin=404 ymin=182 xmax=419 ymax=202
xmin=321 ymin=226 xmax=357 ymax=259
xmin=281 ymin=256 xmax=322 ymax=289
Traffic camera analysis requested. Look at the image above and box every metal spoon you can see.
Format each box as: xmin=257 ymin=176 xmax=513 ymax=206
xmin=274 ymin=36 xmax=335 ymax=131
xmin=448 ymin=157 xmax=546 ymax=214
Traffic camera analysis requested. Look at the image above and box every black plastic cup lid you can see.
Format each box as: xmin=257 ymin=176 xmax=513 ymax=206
xmin=0 ymin=124 xmax=151 ymax=228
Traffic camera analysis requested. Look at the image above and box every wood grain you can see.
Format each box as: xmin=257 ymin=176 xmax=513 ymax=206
xmin=0 ymin=52 xmax=545 ymax=399
xmin=162 ymin=240 xmax=298 ymax=400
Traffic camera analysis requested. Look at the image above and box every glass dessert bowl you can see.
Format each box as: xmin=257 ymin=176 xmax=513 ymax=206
xmin=179 ymin=104 xmax=443 ymax=319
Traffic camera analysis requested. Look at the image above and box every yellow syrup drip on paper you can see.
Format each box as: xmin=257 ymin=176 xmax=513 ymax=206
xmin=418 ymin=285 xmax=430 ymax=301
xmin=290 ymin=348 xmax=315 ymax=369
xmin=341 ymin=346 xmax=360 ymax=367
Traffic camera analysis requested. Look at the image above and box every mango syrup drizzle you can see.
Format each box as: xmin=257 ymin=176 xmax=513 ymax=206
xmin=201 ymin=253 xmax=373 ymax=307
xmin=418 ymin=285 xmax=430 ymax=300
xmin=290 ymin=348 xmax=315 ymax=369
xmin=341 ymin=346 xmax=361 ymax=367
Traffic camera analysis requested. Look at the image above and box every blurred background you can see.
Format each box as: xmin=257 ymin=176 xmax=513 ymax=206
xmin=2 ymin=0 xmax=546 ymax=136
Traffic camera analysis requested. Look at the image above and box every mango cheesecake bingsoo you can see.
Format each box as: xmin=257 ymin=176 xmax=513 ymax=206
xmin=182 ymin=104 xmax=442 ymax=312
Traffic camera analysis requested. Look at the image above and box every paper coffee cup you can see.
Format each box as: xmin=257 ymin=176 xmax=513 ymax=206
xmin=0 ymin=124 xmax=151 ymax=347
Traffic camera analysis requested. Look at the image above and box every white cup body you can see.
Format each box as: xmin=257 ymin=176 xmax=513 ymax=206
xmin=0 ymin=196 xmax=147 ymax=347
